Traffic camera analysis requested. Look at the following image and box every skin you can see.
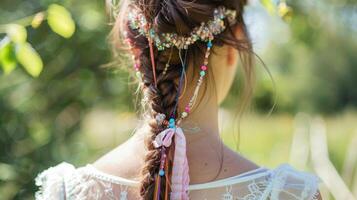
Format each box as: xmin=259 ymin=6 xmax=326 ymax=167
xmin=93 ymin=26 xmax=323 ymax=199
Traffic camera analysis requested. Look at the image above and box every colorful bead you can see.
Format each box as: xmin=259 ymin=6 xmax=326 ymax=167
xmin=128 ymin=7 xmax=236 ymax=51
xmin=182 ymin=112 xmax=188 ymax=118
xmin=185 ymin=106 xmax=190 ymax=113
xmin=177 ymin=41 xmax=212 ymax=121
xmin=159 ymin=169 xmax=165 ymax=176
xmin=155 ymin=113 xmax=166 ymax=125
xmin=136 ymin=71 xmax=141 ymax=78
xmin=129 ymin=6 xmax=217 ymax=126
xmin=207 ymin=41 xmax=212 ymax=48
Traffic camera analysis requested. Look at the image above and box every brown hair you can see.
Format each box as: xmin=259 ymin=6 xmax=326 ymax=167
xmin=109 ymin=0 xmax=253 ymax=199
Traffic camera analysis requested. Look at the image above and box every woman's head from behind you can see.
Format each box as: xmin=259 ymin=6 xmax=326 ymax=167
xmin=110 ymin=0 xmax=254 ymax=198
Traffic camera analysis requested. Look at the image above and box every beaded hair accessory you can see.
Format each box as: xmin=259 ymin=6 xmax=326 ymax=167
xmin=126 ymin=5 xmax=237 ymax=200
xmin=128 ymin=6 xmax=237 ymax=50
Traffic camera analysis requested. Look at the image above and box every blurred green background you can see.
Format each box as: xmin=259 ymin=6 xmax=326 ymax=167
xmin=0 ymin=0 xmax=356 ymax=199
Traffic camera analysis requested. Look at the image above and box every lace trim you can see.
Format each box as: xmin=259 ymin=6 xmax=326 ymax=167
xmin=311 ymin=191 xmax=320 ymax=200
xmin=86 ymin=164 xmax=269 ymax=191
xmin=269 ymin=164 xmax=320 ymax=200
xmin=35 ymin=162 xmax=320 ymax=200
xmin=189 ymin=168 xmax=268 ymax=190
xmin=85 ymin=165 xmax=138 ymax=187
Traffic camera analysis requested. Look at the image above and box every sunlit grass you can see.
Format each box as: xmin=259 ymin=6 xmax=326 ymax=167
xmin=220 ymin=109 xmax=357 ymax=171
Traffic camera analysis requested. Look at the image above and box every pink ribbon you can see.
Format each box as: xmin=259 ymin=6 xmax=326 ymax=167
xmin=153 ymin=127 xmax=189 ymax=200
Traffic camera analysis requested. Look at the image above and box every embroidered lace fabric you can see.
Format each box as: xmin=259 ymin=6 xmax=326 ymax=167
xmin=35 ymin=162 xmax=320 ymax=200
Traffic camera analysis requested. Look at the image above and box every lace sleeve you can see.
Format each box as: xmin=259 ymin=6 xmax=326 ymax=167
xmin=267 ymin=164 xmax=320 ymax=200
xmin=35 ymin=163 xmax=136 ymax=200
xmin=35 ymin=162 xmax=76 ymax=200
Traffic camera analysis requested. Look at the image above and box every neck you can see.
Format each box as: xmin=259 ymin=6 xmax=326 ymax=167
xmin=180 ymin=96 xmax=219 ymax=140
xmin=177 ymin=80 xmax=226 ymax=183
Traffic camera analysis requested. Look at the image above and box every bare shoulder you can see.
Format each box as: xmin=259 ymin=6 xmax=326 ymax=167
xmin=220 ymin=145 xmax=260 ymax=177
xmin=92 ymin=134 xmax=146 ymax=179
xmin=92 ymin=135 xmax=259 ymax=181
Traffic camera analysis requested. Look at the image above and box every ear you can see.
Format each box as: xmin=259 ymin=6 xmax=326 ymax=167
xmin=227 ymin=25 xmax=245 ymax=66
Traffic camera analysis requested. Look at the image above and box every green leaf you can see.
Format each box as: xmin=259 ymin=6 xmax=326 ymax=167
xmin=0 ymin=37 xmax=17 ymax=75
xmin=6 ymin=24 xmax=27 ymax=43
xmin=47 ymin=4 xmax=76 ymax=38
xmin=260 ymin=0 xmax=277 ymax=14
xmin=16 ymin=42 xmax=43 ymax=77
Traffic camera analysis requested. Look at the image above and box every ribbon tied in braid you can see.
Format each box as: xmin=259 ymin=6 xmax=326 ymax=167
xmin=153 ymin=127 xmax=189 ymax=200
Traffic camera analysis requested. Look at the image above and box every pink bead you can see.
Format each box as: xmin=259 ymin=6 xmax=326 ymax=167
xmin=134 ymin=63 xmax=139 ymax=71
xmin=185 ymin=106 xmax=190 ymax=112
xmin=201 ymin=65 xmax=207 ymax=71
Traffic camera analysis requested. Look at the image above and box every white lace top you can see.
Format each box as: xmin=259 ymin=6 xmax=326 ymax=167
xmin=35 ymin=162 xmax=320 ymax=200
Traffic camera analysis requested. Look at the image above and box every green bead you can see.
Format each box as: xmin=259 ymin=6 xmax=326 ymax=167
xmin=200 ymin=71 xmax=206 ymax=76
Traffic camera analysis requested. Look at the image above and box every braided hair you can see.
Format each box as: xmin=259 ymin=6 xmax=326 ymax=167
xmin=110 ymin=0 xmax=253 ymax=199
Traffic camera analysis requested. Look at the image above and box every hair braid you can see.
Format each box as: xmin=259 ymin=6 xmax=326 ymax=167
xmin=136 ymin=38 xmax=182 ymax=199
xmin=119 ymin=1 xmax=183 ymax=198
